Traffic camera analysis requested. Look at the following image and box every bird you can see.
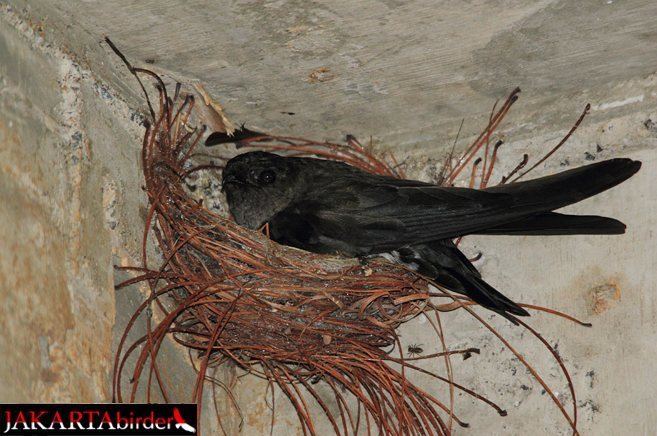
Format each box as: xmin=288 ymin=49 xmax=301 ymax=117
xmin=217 ymin=149 xmax=641 ymax=323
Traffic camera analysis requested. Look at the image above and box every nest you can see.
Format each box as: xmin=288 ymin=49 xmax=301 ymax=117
xmin=107 ymin=39 xmax=591 ymax=436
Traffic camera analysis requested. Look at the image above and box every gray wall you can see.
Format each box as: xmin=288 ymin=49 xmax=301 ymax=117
xmin=1 ymin=1 xmax=656 ymax=434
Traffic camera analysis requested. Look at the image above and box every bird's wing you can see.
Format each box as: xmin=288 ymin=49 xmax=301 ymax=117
xmin=268 ymin=159 xmax=639 ymax=255
xmin=269 ymin=180 xmax=517 ymax=255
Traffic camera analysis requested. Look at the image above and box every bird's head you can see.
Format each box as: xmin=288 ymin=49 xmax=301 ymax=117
xmin=222 ymin=151 xmax=301 ymax=229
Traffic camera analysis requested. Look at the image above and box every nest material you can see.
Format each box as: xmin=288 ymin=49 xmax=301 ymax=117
xmin=116 ymin=88 xmax=463 ymax=434
xmin=108 ymin=39 xmax=591 ymax=436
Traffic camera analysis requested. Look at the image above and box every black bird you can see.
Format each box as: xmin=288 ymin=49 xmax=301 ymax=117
xmin=220 ymin=150 xmax=641 ymax=323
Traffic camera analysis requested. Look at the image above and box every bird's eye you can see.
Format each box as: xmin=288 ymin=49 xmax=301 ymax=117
xmin=257 ymin=169 xmax=276 ymax=185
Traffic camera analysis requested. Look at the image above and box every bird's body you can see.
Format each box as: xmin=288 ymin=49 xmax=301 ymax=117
xmin=221 ymin=151 xmax=641 ymax=323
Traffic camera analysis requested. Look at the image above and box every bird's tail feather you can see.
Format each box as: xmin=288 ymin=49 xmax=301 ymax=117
xmin=395 ymin=159 xmax=641 ymax=322
xmin=476 ymin=212 xmax=626 ymax=235
xmin=485 ymin=158 xmax=641 ymax=214
xmin=408 ymin=241 xmax=529 ymax=324
xmin=443 ymin=269 xmax=529 ymax=324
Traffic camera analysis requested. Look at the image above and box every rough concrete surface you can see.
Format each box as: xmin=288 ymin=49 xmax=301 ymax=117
xmin=0 ymin=1 xmax=656 ymax=435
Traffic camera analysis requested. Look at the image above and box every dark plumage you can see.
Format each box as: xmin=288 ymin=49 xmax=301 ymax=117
xmin=220 ymin=151 xmax=641 ymax=323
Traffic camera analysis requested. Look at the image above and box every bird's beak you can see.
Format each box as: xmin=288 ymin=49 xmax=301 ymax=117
xmin=221 ymin=174 xmax=240 ymax=192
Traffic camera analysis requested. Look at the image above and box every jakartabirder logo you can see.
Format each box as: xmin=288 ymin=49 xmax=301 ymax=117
xmin=0 ymin=404 xmax=197 ymax=435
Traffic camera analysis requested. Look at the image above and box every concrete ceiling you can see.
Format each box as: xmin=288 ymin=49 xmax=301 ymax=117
xmin=11 ymin=0 xmax=657 ymax=155
xmin=13 ymin=0 xmax=657 ymax=154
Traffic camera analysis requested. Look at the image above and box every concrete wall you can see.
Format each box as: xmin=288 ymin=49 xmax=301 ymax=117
xmin=1 ymin=1 xmax=656 ymax=435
